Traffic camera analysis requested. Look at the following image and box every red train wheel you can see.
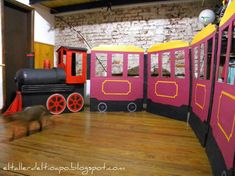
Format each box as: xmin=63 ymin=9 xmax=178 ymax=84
xmin=46 ymin=94 xmax=66 ymax=115
xmin=67 ymin=93 xmax=84 ymax=112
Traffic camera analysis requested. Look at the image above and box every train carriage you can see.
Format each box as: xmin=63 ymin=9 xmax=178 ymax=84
xmin=206 ymin=1 xmax=235 ymax=175
xmin=90 ymin=45 xmax=144 ymax=112
xmin=147 ymin=41 xmax=190 ymax=121
xmin=189 ymin=24 xmax=217 ymax=146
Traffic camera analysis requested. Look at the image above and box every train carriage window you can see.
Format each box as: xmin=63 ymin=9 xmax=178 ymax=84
xmin=227 ymin=22 xmax=235 ymax=85
xmin=162 ymin=52 xmax=171 ymax=77
xmin=71 ymin=53 xmax=83 ymax=76
xmin=199 ymin=43 xmax=205 ymax=79
xmin=128 ymin=54 xmax=139 ymax=77
xmin=112 ymin=54 xmax=123 ymax=76
xmin=206 ymin=38 xmax=213 ymax=80
xmin=218 ymin=26 xmax=229 ymax=83
xmin=194 ymin=47 xmax=199 ymax=79
xmin=95 ymin=53 xmax=107 ymax=77
xmin=174 ymin=50 xmax=185 ymax=78
xmin=151 ymin=53 xmax=159 ymax=77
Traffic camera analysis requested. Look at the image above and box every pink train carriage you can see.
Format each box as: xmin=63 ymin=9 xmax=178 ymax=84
xmin=206 ymin=1 xmax=235 ymax=175
xmin=146 ymin=41 xmax=190 ymax=121
xmin=90 ymin=45 xmax=144 ymax=112
xmin=189 ymin=24 xmax=217 ymax=146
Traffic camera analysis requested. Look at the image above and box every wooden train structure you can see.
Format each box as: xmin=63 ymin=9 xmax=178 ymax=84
xmin=3 ymin=1 xmax=235 ymax=176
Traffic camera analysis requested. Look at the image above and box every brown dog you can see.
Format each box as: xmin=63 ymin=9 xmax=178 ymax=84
xmin=4 ymin=105 xmax=50 ymax=140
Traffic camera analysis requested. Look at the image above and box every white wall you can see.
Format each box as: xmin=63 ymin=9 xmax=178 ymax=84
xmin=0 ymin=0 xmax=55 ymax=110
xmin=34 ymin=4 xmax=55 ymax=45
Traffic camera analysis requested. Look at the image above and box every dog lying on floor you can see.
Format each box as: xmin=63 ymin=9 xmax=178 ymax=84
xmin=3 ymin=105 xmax=50 ymax=140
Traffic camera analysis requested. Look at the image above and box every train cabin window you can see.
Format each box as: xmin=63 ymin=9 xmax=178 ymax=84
xmin=58 ymin=51 xmax=61 ymax=65
xmin=199 ymin=43 xmax=205 ymax=79
xmin=71 ymin=52 xmax=83 ymax=76
xmin=227 ymin=22 xmax=235 ymax=85
xmin=112 ymin=54 xmax=123 ymax=76
xmin=128 ymin=54 xmax=139 ymax=77
xmin=218 ymin=26 xmax=229 ymax=83
xmin=95 ymin=53 xmax=108 ymax=77
xmin=151 ymin=53 xmax=159 ymax=77
xmin=162 ymin=52 xmax=171 ymax=78
xmin=206 ymin=38 xmax=213 ymax=80
xmin=194 ymin=47 xmax=199 ymax=79
xmin=174 ymin=50 xmax=185 ymax=78
xmin=58 ymin=50 xmax=66 ymax=65
xmin=63 ymin=50 xmax=66 ymax=65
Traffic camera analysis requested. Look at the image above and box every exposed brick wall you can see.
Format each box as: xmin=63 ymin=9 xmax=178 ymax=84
xmin=55 ymin=1 xmax=214 ymax=52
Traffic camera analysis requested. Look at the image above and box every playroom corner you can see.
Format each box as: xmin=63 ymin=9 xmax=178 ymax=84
xmin=0 ymin=0 xmax=234 ymax=175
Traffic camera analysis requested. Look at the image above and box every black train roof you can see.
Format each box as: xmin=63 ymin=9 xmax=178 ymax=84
xmin=57 ymin=46 xmax=88 ymax=52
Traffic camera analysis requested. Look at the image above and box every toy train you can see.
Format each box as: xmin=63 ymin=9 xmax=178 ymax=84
xmin=5 ymin=1 xmax=235 ymax=176
xmin=14 ymin=46 xmax=87 ymax=115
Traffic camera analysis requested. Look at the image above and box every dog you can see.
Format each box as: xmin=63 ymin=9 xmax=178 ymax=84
xmin=3 ymin=105 xmax=50 ymax=140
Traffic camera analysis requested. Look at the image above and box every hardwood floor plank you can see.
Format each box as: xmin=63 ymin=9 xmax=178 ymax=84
xmin=0 ymin=110 xmax=212 ymax=175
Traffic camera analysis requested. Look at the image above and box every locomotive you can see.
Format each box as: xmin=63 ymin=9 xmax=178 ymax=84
xmin=14 ymin=46 xmax=87 ymax=115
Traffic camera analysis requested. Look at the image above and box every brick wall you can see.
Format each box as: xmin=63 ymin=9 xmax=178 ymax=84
xmin=55 ymin=1 xmax=214 ymax=52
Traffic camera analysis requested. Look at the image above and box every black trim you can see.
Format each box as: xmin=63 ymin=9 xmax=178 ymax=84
xmin=189 ymin=111 xmax=209 ymax=146
xmin=188 ymin=48 xmax=193 ymax=110
xmin=206 ymin=35 xmax=218 ymax=129
xmin=90 ymin=98 xmax=143 ymax=112
xmin=146 ymin=99 xmax=188 ymax=121
xmin=57 ymin=46 xmax=87 ymax=52
xmin=29 ymin=0 xmax=48 ymax=4
xmin=206 ymin=129 xmax=234 ymax=176
xmin=21 ymin=84 xmax=82 ymax=93
xmin=50 ymin=0 xmax=169 ymax=14
xmin=87 ymin=53 xmax=91 ymax=80
xmin=143 ymin=54 xmax=148 ymax=106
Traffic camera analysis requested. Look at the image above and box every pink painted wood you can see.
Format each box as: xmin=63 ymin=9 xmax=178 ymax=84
xmin=147 ymin=47 xmax=190 ymax=107
xmin=210 ymin=14 xmax=235 ymax=169
xmin=90 ymin=51 xmax=144 ymax=101
xmin=191 ymin=33 xmax=216 ymax=122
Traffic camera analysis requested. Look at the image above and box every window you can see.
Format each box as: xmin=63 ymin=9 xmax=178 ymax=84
xmin=71 ymin=53 xmax=83 ymax=76
xmin=218 ymin=27 xmax=229 ymax=83
xmin=199 ymin=43 xmax=205 ymax=79
xmin=63 ymin=50 xmax=66 ymax=64
xmin=112 ymin=54 xmax=123 ymax=76
xmin=194 ymin=47 xmax=199 ymax=79
xmin=151 ymin=53 xmax=159 ymax=77
xmin=174 ymin=50 xmax=185 ymax=78
xmin=58 ymin=51 xmax=61 ymax=65
xmin=128 ymin=54 xmax=139 ymax=77
xmin=227 ymin=22 xmax=235 ymax=85
xmin=95 ymin=53 xmax=107 ymax=77
xmin=162 ymin=52 xmax=171 ymax=77
xmin=206 ymin=38 xmax=213 ymax=80
xmin=58 ymin=50 xmax=66 ymax=65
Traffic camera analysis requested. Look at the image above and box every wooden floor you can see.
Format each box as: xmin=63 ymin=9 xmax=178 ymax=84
xmin=0 ymin=110 xmax=212 ymax=176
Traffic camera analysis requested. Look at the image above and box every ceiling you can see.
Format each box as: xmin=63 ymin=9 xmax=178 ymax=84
xmin=29 ymin=0 xmax=176 ymax=14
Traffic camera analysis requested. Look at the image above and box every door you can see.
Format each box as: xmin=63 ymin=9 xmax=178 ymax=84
xmin=3 ymin=1 xmax=33 ymax=109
